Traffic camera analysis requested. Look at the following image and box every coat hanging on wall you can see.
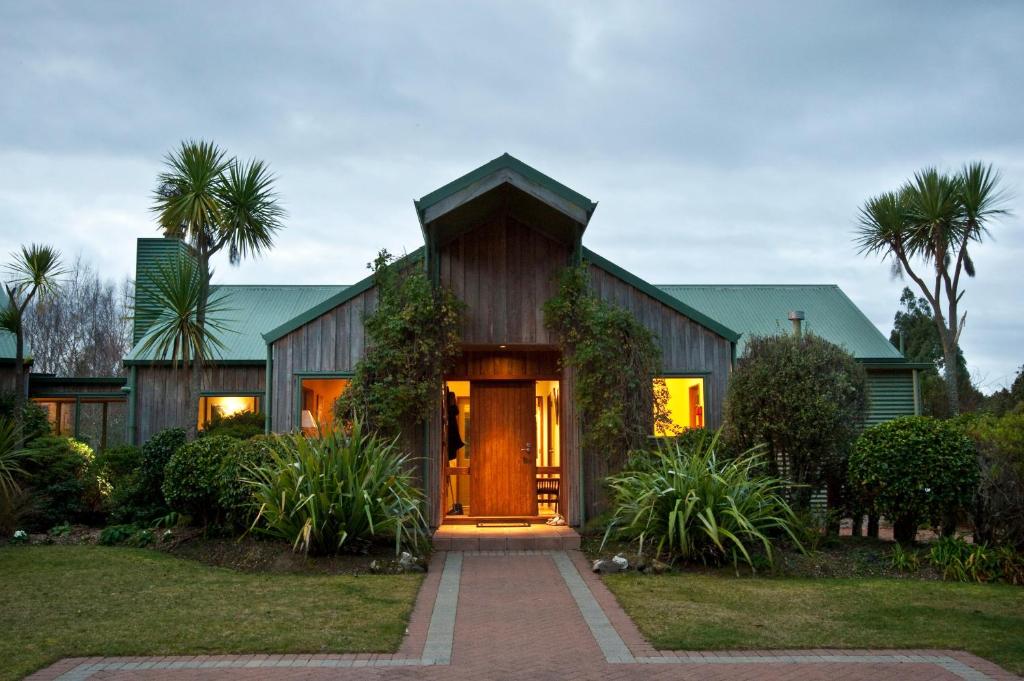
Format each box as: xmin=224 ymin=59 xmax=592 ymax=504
xmin=446 ymin=389 xmax=465 ymax=461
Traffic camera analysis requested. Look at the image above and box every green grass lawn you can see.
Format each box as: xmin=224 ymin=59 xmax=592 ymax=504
xmin=606 ymin=572 xmax=1024 ymax=674
xmin=0 ymin=545 xmax=423 ymax=681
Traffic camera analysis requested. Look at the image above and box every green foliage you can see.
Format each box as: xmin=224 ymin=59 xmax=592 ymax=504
xmin=888 ymin=287 xmax=983 ymax=415
xmin=200 ymin=410 xmax=265 ymax=440
xmin=161 ymin=435 xmax=237 ymax=524
xmin=544 ymin=264 xmax=670 ymax=469
xmin=849 ymin=416 xmax=978 ymax=544
xmin=925 ymin=536 xmax=1024 ymax=584
xmin=98 ymin=523 xmax=153 ymax=547
xmin=0 ymin=417 xmax=28 ymax=502
xmin=216 ymin=436 xmax=274 ymax=528
xmin=724 ymin=333 xmax=868 ymax=510
xmin=889 ymin=543 xmax=921 ymax=573
xmin=107 ymin=428 xmax=186 ymax=524
xmin=0 ymin=394 xmax=51 ymax=444
xmin=244 ymin=420 xmax=427 ymax=556
xmin=957 ymin=411 xmax=1024 ymax=550
xmin=335 ymin=250 xmax=463 ymax=438
xmin=91 ymin=445 xmax=142 ymax=518
xmin=603 ymin=431 xmax=804 ymax=569
xmin=21 ymin=436 xmax=95 ymax=530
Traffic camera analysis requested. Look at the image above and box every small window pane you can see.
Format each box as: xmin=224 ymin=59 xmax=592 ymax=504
xmin=654 ymin=377 xmax=705 ymax=436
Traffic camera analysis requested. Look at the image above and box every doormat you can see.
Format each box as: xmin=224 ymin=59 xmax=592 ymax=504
xmin=476 ymin=522 xmax=531 ymax=528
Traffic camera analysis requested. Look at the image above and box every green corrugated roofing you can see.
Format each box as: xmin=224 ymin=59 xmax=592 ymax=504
xmin=0 ymin=330 xmax=27 ymax=361
xmin=658 ymin=285 xmax=903 ymax=361
xmin=125 ymin=284 xmax=347 ymax=364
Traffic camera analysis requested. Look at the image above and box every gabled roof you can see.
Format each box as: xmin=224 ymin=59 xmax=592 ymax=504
xmin=414 ymin=153 xmax=598 ymax=232
xmin=659 ymin=284 xmax=904 ymax=361
xmin=125 ymin=285 xmax=347 ymax=364
xmin=584 ymin=248 xmax=741 ymax=342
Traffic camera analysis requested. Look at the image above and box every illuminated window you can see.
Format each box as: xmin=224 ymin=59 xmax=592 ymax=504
xmin=198 ymin=395 xmax=259 ymax=429
xmin=33 ymin=398 xmax=128 ymax=449
xmin=653 ymin=377 xmax=705 ymax=436
xmin=299 ymin=377 xmax=349 ymax=433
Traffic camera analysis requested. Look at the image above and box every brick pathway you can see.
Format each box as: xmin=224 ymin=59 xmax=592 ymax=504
xmin=27 ymin=550 xmax=1019 ymax=681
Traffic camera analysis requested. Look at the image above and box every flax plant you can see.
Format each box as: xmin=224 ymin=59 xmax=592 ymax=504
xmin=243 ymin=420 xmax=427 ymax=556
xmin=603 ymin=430 xmax=804 ymax=568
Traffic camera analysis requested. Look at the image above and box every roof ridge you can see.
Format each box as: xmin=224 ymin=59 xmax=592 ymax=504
xmin=657 ymin=284 xmax=841 ymax=288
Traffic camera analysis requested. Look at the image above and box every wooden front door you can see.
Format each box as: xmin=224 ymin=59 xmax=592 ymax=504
xmin=470 ymin=380 xmax=537 ymax=516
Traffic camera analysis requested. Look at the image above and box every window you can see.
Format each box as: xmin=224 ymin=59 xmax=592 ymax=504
xmin=198 ymin=395 xmax=259 ymax=429
xmin=298 ymin=377 xmax=349 ymax=432
xmin=653 ymin=377 xmax=705 ymax=436
xmin=33 ymin=397 xmax=128 ymax=449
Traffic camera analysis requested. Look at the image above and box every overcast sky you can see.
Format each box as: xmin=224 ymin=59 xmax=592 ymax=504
xmin=1 ymin=2 xmax=1021 ymax=389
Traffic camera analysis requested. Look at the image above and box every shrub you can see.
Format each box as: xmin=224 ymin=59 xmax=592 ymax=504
xmin=162 ymin=435 xmax=237 ymax=524
xmin=925 ymin=536 xmax=1018 ymax=583
xmin=849 ymin=416 xmax=977 ymax=544
xmin=957 ymin=412 xmax=1024 ymax=550
xmin=201 ymin=411 xmax=265 ymax=440
xmin=244 ymin=420 xmax=427 ymax=555
xmin=21 ymin=436 xmax=95 ymax=530
xmin=216 ymin=436 xmax=274 ymax=528
xmin=603 ymin=431 xmax=804 ymax=569
xmin=0 ymin=392 xmax=51 ymax=444
xmin=110 ymin=428 xmax=186 ymax=524
xmin=98 ymin=523 xmax=153 ymax=547
xmin=890 ymin=543 xmax=921 ymax=573
xmin=724 ymin=333 xmax=868 ymax=512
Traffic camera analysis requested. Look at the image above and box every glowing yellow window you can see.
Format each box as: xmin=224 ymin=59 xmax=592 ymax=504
xmin=299 ymin=377 xmax=350 ymax=433
xmin=198 ymin=395 xmax=259 ymax=429
xmin=653 ymin=377 xmax=705 ymax=436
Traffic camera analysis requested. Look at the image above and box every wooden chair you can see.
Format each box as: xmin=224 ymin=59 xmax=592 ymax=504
xmin=536 ymin=477 xmax=560 ymax=514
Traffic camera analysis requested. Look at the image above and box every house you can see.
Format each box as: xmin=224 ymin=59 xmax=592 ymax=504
xmin=11 ymin=154 xmax=926 ymax=528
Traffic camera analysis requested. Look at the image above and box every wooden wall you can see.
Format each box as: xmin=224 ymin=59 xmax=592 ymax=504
xmin=439 ymin=215 xmax=572 ymax=346
xmin=133 ymin=364 xmax=265 ymax=443
xmin=269 ymin=286 xmax=377 ymax=432
xmin=581 ymin=263 xmax=733 ymax=520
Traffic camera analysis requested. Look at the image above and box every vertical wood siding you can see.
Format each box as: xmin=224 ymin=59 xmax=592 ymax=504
xmin=134 ymin=365 xmax=265 ymax=443
xmin=581 ymin=264 xmax=733 ymax=520
xmin=438 ymin=215 xmax=571 ymax=345
xmin=269 ymin=287 xmax=378 ymax=432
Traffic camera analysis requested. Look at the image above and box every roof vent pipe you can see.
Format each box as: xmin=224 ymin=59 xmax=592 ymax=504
xmin=788 ymin=310 xmax=805 ymax=338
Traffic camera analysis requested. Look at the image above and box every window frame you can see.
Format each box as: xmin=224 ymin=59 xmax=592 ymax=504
xmin=652 ymin=372 xmax=711 ymax=436
xmin=291 ymin=371 xmax=354 ymax=431
xmin=197 ymin=391 xmax=263 ymax=429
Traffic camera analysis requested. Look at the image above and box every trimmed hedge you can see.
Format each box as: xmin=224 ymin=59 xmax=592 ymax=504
xmin=162 ymin=435 xmax=237 ymax=524
xmin=849 ymin=416 xmax=977 ymax=543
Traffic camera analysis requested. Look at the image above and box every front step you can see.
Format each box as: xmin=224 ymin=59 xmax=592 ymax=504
xmin=432 ymin=523 xmax=581 ymax=552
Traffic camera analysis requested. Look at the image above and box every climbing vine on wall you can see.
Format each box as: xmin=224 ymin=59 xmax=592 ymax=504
xmin=335 ymin=249 xmax=464 ymax=439
xmin=543 ymin=264 xmax=675 ymax=466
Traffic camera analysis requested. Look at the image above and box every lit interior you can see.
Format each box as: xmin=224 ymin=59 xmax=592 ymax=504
xmin=199 ymin=395 xmax=258 ymax=428
xmin=654 ymin=377 xmax=705 ymax=436
xmin=300 ymin=377 xmax=349 ymax=433
xmin=443 ymin=379 xmax=561 ymax=518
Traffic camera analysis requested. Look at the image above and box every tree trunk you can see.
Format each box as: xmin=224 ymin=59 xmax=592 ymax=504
xmin=893 ymin=516 xmax=918 ymax=545
xmin=942 ymin=340 xmax=960 ymax=417
xmin=867 ymin=513 xmax=879 ymax=538
xmin=187 ymin=253 xmax=210 ymax=439
xmin=13 ymin=330 xmax=25 ymax=442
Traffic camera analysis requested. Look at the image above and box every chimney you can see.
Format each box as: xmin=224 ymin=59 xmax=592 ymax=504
xmin=788 ymin=310 xmax=805 ymax=338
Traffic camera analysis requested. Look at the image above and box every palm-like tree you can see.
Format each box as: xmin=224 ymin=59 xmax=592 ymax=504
xmin=1 ymin=244 xmax=64 ymax=434
xmin=857 ymin=162 xmax=1010 ymax=415
xmin=152 ymin=140 xmax=284 ymax=435
xmin=134 ymin=255 xmax=231 ymax=369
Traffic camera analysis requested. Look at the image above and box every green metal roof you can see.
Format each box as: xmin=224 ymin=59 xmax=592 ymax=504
xmin=125 ymin=285 xmax=347 ymax=364
xmin=414 ymin=153 xmax=598 ymax=224
xmin=0 ymin=330 xmax=28 ymax=361
xmin=658 ymin=284 xmax=904 ymax=361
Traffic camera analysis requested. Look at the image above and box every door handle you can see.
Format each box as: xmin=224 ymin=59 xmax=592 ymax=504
xmin=521 ymin=442 xmax=532 ymax=462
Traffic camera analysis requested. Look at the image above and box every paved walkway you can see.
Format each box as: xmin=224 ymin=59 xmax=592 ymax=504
xmin=28 ymin=550 xmax=1019 ymax=681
